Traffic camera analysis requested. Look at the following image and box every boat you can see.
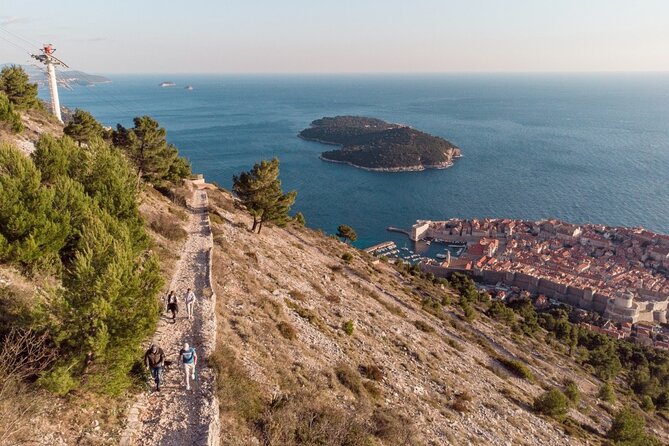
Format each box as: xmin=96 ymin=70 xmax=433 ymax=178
xmin=436 ymin=253 xmax=448 ymax=259
xmin=185 ymin=85 xmax=193 ymax=90
xmin=159 ymin=81 xmax=176 ymax=87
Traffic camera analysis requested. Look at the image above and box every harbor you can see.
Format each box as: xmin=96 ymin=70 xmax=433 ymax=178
xmin=366 ymin=229 xmax=468 ymax=265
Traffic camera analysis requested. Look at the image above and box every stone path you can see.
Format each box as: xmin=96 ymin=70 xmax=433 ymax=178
xmin=121 ymin=188 xmax=219 ymax=446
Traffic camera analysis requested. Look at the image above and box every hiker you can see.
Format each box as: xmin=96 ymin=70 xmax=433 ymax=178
xmin=144 ymin=343 xmax=165 ymax=391
xmin=166 ymin=290 xmax=178 ymax=322
xmin=185 ymin=288 xmax=196 ymax=321
xmin=179 ymin=342 xmax=197 ymax=390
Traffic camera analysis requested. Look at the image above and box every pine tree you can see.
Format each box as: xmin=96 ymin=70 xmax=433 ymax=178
xmin=0 ymin=65 xmax=39 ymax=110
xmin=0 ymin=92 xmax=24 ymax=133
xmin=63 ymin=109 xmax=105 ymax=145
xmin=336 ymin=224 xmax=358 ymax=243
xmin=113 ymin=116 xmax=171 ymax=183
xmin=233 ymin=158 xmax=296 ymax=233
xmin=32 ymin=135 xmax=90 ymax=184
xmin=112 ymin=116 xmax=191 ymax=185
xmin=0 ymin=144 xmax=67 ymax=265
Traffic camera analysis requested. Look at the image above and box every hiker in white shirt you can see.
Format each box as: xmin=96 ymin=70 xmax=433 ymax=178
xmin=185 ymin=288 xmax=196 ymax=321
xmin=179 ymin=342 xmax=197 ymax=390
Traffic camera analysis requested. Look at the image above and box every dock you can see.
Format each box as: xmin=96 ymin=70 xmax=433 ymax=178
xmin=364 ymin=241 xmax=396 ymax=254
xmin=386 ymin=226 xmax=410 ymax=237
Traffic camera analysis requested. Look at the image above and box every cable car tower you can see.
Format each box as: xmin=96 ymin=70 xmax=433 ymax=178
xmin=31 ymin=44 xmax=69 ymax=123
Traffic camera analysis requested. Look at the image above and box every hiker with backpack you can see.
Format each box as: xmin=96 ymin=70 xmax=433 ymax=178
xmin=166 ymin=290 xmax=178 ymax=322
xmin=144 ymin=343 xmax=165 ymax=391
xmin=179 ymin=342 xmax=198 ymax=390
xmin=185 ymin=288 xmax=196 ymax=321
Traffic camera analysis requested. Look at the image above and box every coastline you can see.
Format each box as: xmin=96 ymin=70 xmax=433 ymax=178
xmin=318 ymin=155 xmax=454 ymax=172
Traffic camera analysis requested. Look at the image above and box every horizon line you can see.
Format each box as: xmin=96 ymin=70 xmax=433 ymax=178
xmin=93 ymin=70 xmax=669 ymax=76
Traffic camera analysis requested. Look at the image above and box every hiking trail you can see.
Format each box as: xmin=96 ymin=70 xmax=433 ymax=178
xmin=121 ymin=188 xmax=220 ymax=446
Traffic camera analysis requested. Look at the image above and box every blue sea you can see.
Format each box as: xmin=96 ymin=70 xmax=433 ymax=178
xmin=53 ymin=74 xmax=669 ymax=247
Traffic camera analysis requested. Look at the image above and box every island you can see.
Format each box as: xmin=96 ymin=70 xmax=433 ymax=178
xmin=298 ymin=115 xmax=461 ymax=172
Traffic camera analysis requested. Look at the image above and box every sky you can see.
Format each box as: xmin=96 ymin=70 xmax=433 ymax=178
xmin=1 ymin=0 xmax=668 ymax=74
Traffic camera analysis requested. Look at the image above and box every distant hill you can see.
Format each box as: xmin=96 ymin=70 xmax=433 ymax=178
xmin=299 ymin=115 xmax=462 ymax=172
xmin=1 ymin=63 xmax=111 ymax=86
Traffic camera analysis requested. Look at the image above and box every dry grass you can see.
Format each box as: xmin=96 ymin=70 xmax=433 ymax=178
xmin=255 ymin=393 xmax=371 ymax=446
xmin=413 ymin=320 xmax=435 ymax=333
xmin=359 ymin=364 xmax=384 ymax=382
xmin=334 ymin=363 xmax=364 ymax=397
xmin=451 ymin=390 xmax=473 ymax=413
xmin=149 ymin=214 xmax=188 ymax=241
xmin=324 ymin=294 xmax=341 ymax=304
xmin=210 ymin=345 xmax=265 ymax=422
xmin=276 ymin=321 xmax=297 ymax=340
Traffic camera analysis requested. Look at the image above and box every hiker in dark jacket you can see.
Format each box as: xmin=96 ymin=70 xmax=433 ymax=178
xmin=144 ymin=343 xmax=165 ymax=391
xmin=166 ymin=291 xmax=178 ymax=322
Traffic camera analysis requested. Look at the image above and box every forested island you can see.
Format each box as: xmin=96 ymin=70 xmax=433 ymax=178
xmin=298 ymin=116 xmax=462 ymax=172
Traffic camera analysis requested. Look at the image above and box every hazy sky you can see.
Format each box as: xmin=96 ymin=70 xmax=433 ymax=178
xmin=1 ymin=0 xmax=668 ymax=74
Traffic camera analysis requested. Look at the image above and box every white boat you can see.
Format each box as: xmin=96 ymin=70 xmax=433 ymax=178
xmin=159 ymin=81 xmax=176 ymax=87
xmin=185 ymin=85 xmax=193 ymax=90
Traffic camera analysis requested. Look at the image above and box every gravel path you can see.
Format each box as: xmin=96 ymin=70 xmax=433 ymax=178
xmin=121 ymin=189 xmax=219 ymax=446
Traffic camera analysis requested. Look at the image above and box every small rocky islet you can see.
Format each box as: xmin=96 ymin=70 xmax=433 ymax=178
xmin=298 ymin=115 xmax=461 ymax=172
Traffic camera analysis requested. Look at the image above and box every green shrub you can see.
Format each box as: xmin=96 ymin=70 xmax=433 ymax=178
xmin=341 ymin=252 xmax=353 ymax=263
xmin=37 ymin=364 xmax=78 ymax=396
xmin=607 ymin=408 xmax=660 ymax=445
xmin=533 ymin=388 xmax=569 ymax=418
xmin=564 ymin=380 xmax=580 ymax=404
xmin=342 ymin=320 xmax=354 ymax=335
xmin=598 ymin=381 xmax=616 ymax=403
xmin=497 ymin=357 xmax=534 ymax=382
xmin=293 ymin=211 xmax=305 ymax=226
xmin=0 ymin=92 xmax=23 ymax=132
xmin=641 ymin=394 xmax=655 ymax=413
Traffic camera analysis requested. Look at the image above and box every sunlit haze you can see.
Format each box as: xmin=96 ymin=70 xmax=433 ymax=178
xmin=1 ymin=0 xmax=669 ymax=74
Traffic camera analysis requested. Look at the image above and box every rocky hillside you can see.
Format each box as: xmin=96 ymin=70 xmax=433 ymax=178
xmin=206 ymin=188 xmax=668 ymax=445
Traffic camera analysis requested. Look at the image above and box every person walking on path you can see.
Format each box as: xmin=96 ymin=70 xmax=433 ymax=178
xmin=179 ymin=342 xmax=197 ymax=390
xmin=166 ymin=290 xmax=178 ymax=323
xmin=144 ymin=343 xmax=165 ymax=391
xmin=185 ymin=288 xmax=196 ymax=321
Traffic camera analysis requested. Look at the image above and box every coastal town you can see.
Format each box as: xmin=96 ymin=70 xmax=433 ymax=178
xmin=368 ymin=218 xmax=669 ymax=350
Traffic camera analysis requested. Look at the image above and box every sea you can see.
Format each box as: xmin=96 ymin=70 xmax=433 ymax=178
xmin=52 ymin=73 xmax=669 ymax=248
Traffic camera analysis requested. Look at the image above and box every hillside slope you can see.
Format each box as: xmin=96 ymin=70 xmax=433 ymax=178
xmin=205 ymin=189 xmax=668 ymax=445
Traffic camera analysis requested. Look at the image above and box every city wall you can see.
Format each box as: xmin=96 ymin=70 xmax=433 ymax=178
xmin=419 ymin=264 xmax=611 ymax=314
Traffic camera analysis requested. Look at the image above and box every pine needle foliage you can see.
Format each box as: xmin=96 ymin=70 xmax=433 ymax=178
xmin=0 ymin=134 xmax=163 ymax=395
xmin=233 ymin=158 xmax=296 ymax=233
